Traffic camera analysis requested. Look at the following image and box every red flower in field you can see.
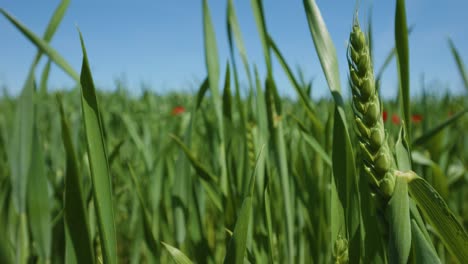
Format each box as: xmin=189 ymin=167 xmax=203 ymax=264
xmin=411 ymin=114 xmax=423 ymax=123
xmin=392 ymin=114 xmax=400 ymax=125
xmin=382 ymin=111 xmax=388 ymax=122
xmin=171 ymin=106 xmax=185 ymax=116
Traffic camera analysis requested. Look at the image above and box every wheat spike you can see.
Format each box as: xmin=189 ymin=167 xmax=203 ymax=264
xmin=347 ymin=18 xmax=395 ymax=199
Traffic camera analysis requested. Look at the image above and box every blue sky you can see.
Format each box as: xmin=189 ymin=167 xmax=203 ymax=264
xmin=1 ymin=0 xmax=467 ymax=99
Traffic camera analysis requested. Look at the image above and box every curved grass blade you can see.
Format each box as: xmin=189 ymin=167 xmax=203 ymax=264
xmin=26 ymin=125 xmax=51 ymax=261
xmin=161 ymin=242 xmax=194 ymax=264
xmin=78 ymin=31 xmax=117 ymax=264
xmin=448 ymin=38 xmax=468 ymax=91
xmin=224 ymin=146 xmax=264 ymax=264
xmin=395 ymin=0 xmax=411 ymax=139
xmin=403 ymin=171 xmax=468 ymax=263
xmin=0 ymin=8 xmax=79 ymax=82
xmin=57 ymin=95 xmax=95 ymax=264
xmin=411 ymin=220 xmax=441 ymax=264
xmin=412 ymin=108 xmax=468 ymax=147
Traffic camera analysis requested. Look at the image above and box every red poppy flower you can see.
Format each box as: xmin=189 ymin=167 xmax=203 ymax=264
xmin=411 ymin=114 xmax=423 ymax=123
xmin=171 ymin=106 xmax=185 ymax=116
xmin=382 ymin=111 xmax=388 ymax=122
xmin=391 ymin=114 xmax=400 ymax=125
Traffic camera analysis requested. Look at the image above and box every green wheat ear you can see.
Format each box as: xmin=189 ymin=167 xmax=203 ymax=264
xmin=347 ymin=17 xmax=395 ymax=200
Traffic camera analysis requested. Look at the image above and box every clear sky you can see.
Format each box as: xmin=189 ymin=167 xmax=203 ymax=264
xmin=1 ymin=0 xmax=467 ymax=99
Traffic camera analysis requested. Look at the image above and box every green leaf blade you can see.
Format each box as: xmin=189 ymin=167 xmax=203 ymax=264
xmin=78 ymin=31 xmax=117 ymax=264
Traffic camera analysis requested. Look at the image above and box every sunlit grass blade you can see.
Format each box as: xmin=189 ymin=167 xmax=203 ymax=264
xmin=224 ymin=146 xmax=264 ymax=264
xmin=78 ymin=31 xmax=117 ymax=264
xmin=395 ymin=0 xmax=411 ymax=139
xmin=161 ymin=242 xmax=194 ymax=264
xmin=57 ymin=95 xmax=95 ymax=264
xmin=26 ymin=124 xmax=51 ymax=261
xmin=448 ymin=38 xmax=468 ymax=91
xmin=402 ymin=171 xmax=468 ymax=263
xmin=0 ymin=8 xmax=79 ymax=82
xmin=412 ymin=108 xmax=467 ymax=147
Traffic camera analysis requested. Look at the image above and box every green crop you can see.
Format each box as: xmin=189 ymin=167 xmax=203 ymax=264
xmin=0 ymin=0 xmax=467 ymax=263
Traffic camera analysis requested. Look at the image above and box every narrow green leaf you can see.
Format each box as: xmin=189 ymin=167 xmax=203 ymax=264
xmin=9 ymin=72 xmax=35 ymax=213
xmin=170 ymin=134 xmax=222 ymax=211
xmin=303 ymin=0 xmax=341 ymax=94
xmin=39 ymin=60 xmax=52 ymax=94
xmin=264 ymin=185 xmax=276 ymax=264
xmin=195 ymin=77 xmax=209 ymax=109
xmin=32 ymin=0 xmax=71 ymax=68
xmin=300 ymin=132 xmax=332 ymax=166
xmin=161 ymin=242 xmax=194 ymax=264
xmin=58 ymin=95 xmax=95 ymax=264
xmin=303 ymin=0 xmax=359 ymax=252
xmin=448 ymin=38 xmax=468 ymax=91
xmin=128 ymin=165 xmax=160 ymax=256
xmin=251 ymin=0 xmax=272 ymax=75
xmin=78 ymin=31 xmax=117 ymax=264
xmin=202 ymin=0 xmax=228 ymax=196
xmin=395 ymin=0 xmax=411 ymax=139
xmin=269 ymin=37 xmax=322 ymax=130
xmin=224 ymin=147 xmax=264 ymax=264
xmin=222 ymin=62 xmax=233 ymax=121
xmin=411 ymin=220 xmax=441 ymax=264
xmin=170 ymin=135 xmax=217 ymax=183
xmin=226 ymin=0 xmax=254 ymax=90
xmin=404 ymin=172 xmax=468 ymax=263
xmin=26 ymin=124 xmax=51 ymax=260
xmin=0 ymin=9 xmax=79 ymax=82
xmin=387 ymin=176 xmax=411 ymax=264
